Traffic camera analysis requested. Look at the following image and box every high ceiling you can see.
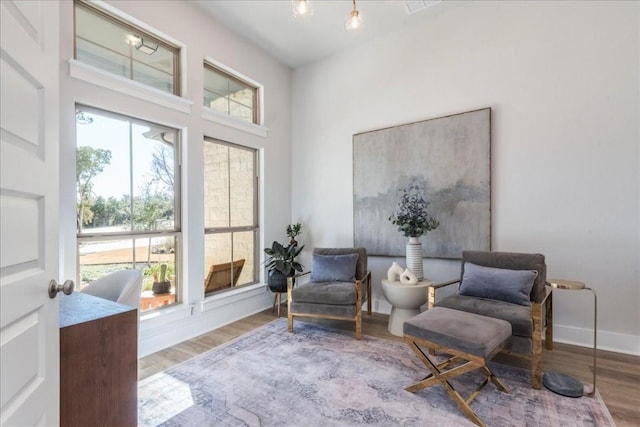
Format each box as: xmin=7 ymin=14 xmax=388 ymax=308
xmin=192 ymin=0 xmax=448 ymax=68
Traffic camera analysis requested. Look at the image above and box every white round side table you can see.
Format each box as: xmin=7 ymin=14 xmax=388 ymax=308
xmin=381 ymin=279 xmax=432 ymax=336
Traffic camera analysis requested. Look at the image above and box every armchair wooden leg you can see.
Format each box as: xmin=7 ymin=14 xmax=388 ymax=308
xmin=532 ymin=317 xmax=542 ymax=389
xmin=356 ymin=297 xmax=363 ymax=340
xmin=287 ymin=280 xmax=294 ymax=333
xmin=531 ymin=350 xmax=542 ymax=389
xmin=545 ymin=291 xmax=553 ymax=350
xmin=532 ymin=301 xmax=544 ymax=389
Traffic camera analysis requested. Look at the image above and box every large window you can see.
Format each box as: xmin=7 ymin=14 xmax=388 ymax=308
xmin=204 ymin=63 xmax=259 ymax=124
xmin=74 ymin=0 xmax=180 ymax=95
xmin=76 ymin=106 xmax=181 ymax=312
xmin=203 ymin=139 xmax=258 ymax=295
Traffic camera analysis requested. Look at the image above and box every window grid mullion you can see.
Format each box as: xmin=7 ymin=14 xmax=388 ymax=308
xmin=76 ymin=105 xmax=180 ymax=311
xmin=75 ymin=0 xmax=180 ymax=96
xmin=129 ymin=122 xmax=135 ymax=233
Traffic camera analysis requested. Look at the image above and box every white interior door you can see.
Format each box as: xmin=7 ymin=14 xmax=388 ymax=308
xmin=1 ymin=1 xmax=62 ymax=425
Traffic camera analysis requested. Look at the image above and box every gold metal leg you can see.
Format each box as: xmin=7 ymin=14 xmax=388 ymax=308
xmin=404 ymin=336 xmax=509 ymax=427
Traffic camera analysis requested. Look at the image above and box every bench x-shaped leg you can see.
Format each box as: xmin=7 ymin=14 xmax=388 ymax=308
xmin=404 ymin=337 xmax=510 ymax=427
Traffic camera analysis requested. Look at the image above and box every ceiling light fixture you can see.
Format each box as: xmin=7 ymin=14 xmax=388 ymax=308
xmin=292 ymin=0 xmax=313 ymax=18
xmin=135 ymin=37 xmax=158 ymax=55
xmin=75 ymin=111 xmax=93 ymax=125
xmin=404 ymin=0 xmax=442 ymax=15
xmin=125 ymin=33 xmax=158 ymax=55
xmin=143 ymin=128 xmax=175 ymax=144
xmin=345 ymin=0 xmax=363 ymax=32
xmin=125 ymin=34 xmax=141 ymax=46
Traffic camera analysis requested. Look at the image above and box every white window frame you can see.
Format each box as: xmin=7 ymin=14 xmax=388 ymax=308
xmin=71 ymin=0 xmax=191 ymax=113
xmin=202 ymin=137 xmax=260 ymax=299
xmin=75 ymin=105 xmax=183 ymax=312
xmin=202 ymin=57 xmax=268 ymax=138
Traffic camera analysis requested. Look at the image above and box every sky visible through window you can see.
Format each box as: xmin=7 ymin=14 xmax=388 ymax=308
xmin=76 ymin=109 xmax=177 ymax=267
xmin=76 ymin=112 xmax=159 ymax=201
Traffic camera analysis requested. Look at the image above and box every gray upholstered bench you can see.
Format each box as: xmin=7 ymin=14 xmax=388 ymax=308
xmin=403 ymin=307 xmax=512 ymax=427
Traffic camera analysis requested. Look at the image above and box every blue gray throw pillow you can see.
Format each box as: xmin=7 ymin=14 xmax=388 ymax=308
xmin=458 ymin=262 xmax=537 ymax=306
xmin=310 ymin=253 xmax=359 ymax=283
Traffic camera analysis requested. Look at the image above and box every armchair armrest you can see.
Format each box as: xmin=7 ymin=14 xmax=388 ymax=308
xmin=540 ymin=284 xmax=552 ymax=304
xmin=286 ymin=271 xmax=310 ymax=311
xmin=363 ymin=271 xmax=372 ymax=285
xmin=427 ymin=279 xmax=460 ymax=309
xmin=430 ymin=279 xmax=460 ymax=290
xmin=354 ymin=271 xmax=373 ymax=315
xmin=293 ymin=271 xmax=311 ymax=279
xmin=287 ymin=271 xmax=310 ymax=291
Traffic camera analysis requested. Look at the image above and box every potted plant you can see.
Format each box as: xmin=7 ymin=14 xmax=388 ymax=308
xmin=264 ymin=241 xmax=304 ymax=292
xmin=388 ymin=183 xmax=439 ymax=280
xmin=286 ymin=222 xmax=302 ymax=246
xmin=264 ymin=241 xmax=304 ymax=293
xmin=152 ymin=263 xmax=171 ymax=294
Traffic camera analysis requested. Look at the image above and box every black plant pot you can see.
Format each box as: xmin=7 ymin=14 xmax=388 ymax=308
xmin=152 ymin=281 xmax=171 ymax=295
xmin=267 ymin=270 xmax=294 ymax=293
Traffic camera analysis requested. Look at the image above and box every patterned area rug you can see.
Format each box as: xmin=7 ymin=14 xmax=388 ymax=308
xmin=138 ymin=319 xmax=614 ymax=427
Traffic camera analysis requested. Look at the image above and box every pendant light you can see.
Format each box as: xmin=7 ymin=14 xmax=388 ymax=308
xmin=345 ymin=0 xmax=363 ymax=31
xmin=292 ymin=0 xmax=313 ymax=18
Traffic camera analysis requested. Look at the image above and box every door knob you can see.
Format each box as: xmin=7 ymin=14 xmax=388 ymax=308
xmin=48 ymin=279 xmax=74 ymax=298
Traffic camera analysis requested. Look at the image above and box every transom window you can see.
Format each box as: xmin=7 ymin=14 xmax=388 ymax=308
xmin=203 ymin=138 xmax=258 ymax=295
xmin=204 ymin=63 xmax=259 ymax=124
xmin=76 ymin=106 xmax=181 ymax=312
xmin=74 ymin=0 xmax=180 ymax=95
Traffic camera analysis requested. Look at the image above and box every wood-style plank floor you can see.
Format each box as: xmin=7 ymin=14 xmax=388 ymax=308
xmin=139 ymin=307 xmax=640 ymax=427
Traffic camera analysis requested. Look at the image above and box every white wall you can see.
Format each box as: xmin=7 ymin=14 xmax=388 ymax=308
xmin=58 ymin=1 xmax=292 ymax=356
xmin=291 ymin=1 xmax=640 ymax=354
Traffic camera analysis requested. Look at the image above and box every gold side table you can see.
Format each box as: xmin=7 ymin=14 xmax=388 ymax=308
xmin=543 ymin=279 xmax=597 ymax=398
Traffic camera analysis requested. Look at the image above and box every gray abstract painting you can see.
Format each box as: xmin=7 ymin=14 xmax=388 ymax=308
xmin=353 ymin=108 xmax=491 ymax=259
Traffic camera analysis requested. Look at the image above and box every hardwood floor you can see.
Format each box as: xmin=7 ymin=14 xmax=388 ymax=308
xmin=139 ymin=307 xmax=640 ymax=427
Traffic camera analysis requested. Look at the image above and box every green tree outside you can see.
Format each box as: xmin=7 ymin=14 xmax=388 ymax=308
xmin=76 ymin=146 xmax=112 ymax=233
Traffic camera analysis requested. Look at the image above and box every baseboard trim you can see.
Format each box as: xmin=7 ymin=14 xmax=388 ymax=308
xmin=370 ymin=295 xmax=640 ymax=356
xmin=552 ymin=324 xmax=640 ymax=356
xmin=138 ymin=287 xmax=273 ymax=358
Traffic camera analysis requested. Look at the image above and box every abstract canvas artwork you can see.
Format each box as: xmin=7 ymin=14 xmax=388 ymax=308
xmin=353 ymin=108 xmax=491 ymax=259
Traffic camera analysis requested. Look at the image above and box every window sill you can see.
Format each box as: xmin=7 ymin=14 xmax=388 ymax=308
xmin=69 ymin=59 xmax=193 ymax=114
xmin=202 ymin=107 xmax=269 ymax=138
xmin=201 ymin=283 xmax=267 ymax=312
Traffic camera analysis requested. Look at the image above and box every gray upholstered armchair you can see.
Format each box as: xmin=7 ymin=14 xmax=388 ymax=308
xmin=287 ymin=247 xmax=372 ymax=339
xmin=427 ymin=251 xmax=553 ymax=389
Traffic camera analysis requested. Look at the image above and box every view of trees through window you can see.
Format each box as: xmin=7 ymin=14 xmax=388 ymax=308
xmin=76 ymin=107 xmax=180 ymax=311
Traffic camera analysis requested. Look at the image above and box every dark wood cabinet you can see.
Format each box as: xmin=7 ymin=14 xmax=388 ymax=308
xmin=60 ymin=292 xmax=137 ymax=427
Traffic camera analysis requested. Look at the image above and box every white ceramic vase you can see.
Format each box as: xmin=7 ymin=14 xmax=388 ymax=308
xmin=400 ymin=268 xmax=418 ymax=285
xmin=405 ymin=236 xmax=423 ymax=281
xmin=386 ymin=262 xmax=404 ymax=281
